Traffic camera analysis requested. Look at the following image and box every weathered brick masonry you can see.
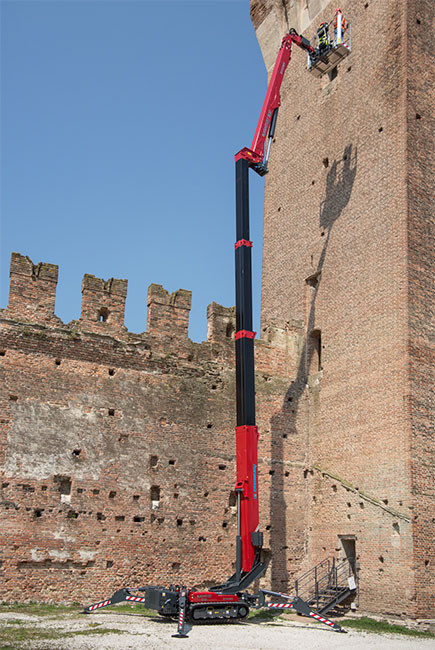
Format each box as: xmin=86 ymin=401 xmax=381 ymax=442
xmin=251 ymin=0 xmax=434 ymax=619
xmin=0 ymin=253 xmax=305 ymax=604
xmin=0 ymin=0 xmax=433 ymax=620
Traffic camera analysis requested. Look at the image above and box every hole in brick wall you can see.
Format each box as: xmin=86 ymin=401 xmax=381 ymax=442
xmin=34 ymin=509 xmax=43 ymax=518
xmin=364 ymin=2 xmax=369 ymax=7
xmin=347 ymin=502 xmax=351 ymax=508
xmin=169 ymin=459 xmax=176 ymax=465
xmin=379 ymin=556 xmax=384 ymax=563
xmin=189 ymin=520 xmax=196 ymax=526
xmin=378 ymin=126 xmax=383 ymax=132
xmin=151 ymin=485 xmax=160 ymax=502
xmin=108 ymin=368 xmax=115 ymax=376
xmin=296 ymin=114 xmax=300 ymax=121
xmin=59 ymin=478 xmax=72 ymax=496
xmin=416 ymin=18 xmax=421 ymax=24
xmin=2 ymin=482 xmax=9 ymax=488
xmin=108 ymin=409 xmax=115 ymax=416
xmin=55 ymin=359 xmax=61 ymax=366
xmin=393 ymin=522 xmax=400 ymax=534
xmin=172 ymin=562 xmax=180 ymax=570
xmin=282 ymin=433 xmax=287 ymax=439
xmin=332 ymin=484 xmax=337 ymax=492
xmin=347 ymin=65 xmax=352 ymax=72
xmin=415 ymin=113 xmax=422 ymax=120
xmin=96 ymin=512 xmax=106 ymax=521
xmin=72 ymin=449 xmax=81 ymax=457
xmin=174 ymin=493 xmax=179 ymax=499
xmin=9 ymin=395 xmax=18 ymax=401
xmin=0 ymin=350 xmax=5 ymax=356
xmin=98 ymin=308 xmax=109 ymax=322
xmin=106 ymin=560 xmax=113 ymax=568
xmin=115 ymin=515 xmax=125 ymax=521
xmin=321 ymin=230 xmax=325 ymax=236
xmin=150 ymin=455 xmax=158 ymax=468
xmin=277 ymin=206 xmax=281 ymax=212
xmin=347 ymin=514 xmax=351 ymax=520
xmin=383 ymin=498 xmax=388 ymax=505
xmin=322 ymin=157 xmax=329 ymax=168
xmin=225 ymin=322 xmax=234 ymax=339
xmin=198 ymin=536 xmax=206 ymax=542
xmin=93 ymin=489 xmax=100 ymax=495
xmin=219 ymin=464 xmax=226 ymax=470
xmin=41 ymin=485 xmax=47 ymax=491
xmin=211 ymin=384 xmax=217 ymax=390
xmin=228 ymin=492 xmax=237 ymax=507
xmin=133 ymin=495 xmax=140 ymax=501
xmin=425 ymin=559 xmax=429 ymax=567
xmin=311 ymin=180 xmax=315 ymax=185
xmin=133 ymin=516 xmax=145 ymax=522
xmin=177 ymin=519 xmax=183 ymax=526
xmin=266 ymin=525 xmax=271 ymax=531
xmin=207 ymin=423 xmax=212 ymax=429
xmin=269 ymin=470 xmax=275 ymax=476
xmin=304 ymin=469 xmax=309 ymax=479
xmin=360 ymin=502 xmax=364 ymax=509
xmin=109 ymin=491 xmax=116 ymax=499
xmin=204 ymin=492 xmax=209 ymax=497
xmin=222 ymin=522 xmax=228 ymax=528
xmin=119 ymin=434 xmax=129 ymax=442
xmin=284 ymin=471 xmax=289 ymax=477
xmin=313 ymin=496 xmax=317 ymax=502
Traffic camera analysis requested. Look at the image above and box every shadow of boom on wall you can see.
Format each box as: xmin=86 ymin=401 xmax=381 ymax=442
xmin=268 ymin=144 xmax=357 ymax=592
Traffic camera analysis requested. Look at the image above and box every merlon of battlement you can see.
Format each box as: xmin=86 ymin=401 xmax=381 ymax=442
xmin=147 ymin=284 xmax=192 ymax=339
xmin=8 ymin=252 xmax=59 ymax=324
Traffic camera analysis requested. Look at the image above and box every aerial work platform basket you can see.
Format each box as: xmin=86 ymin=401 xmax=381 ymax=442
xmin=308 ymin=9 xmax=351 ymax=78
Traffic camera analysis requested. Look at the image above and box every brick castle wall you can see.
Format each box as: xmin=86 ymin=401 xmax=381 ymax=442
xmin=252 ymin=0 xmax=433 ymax=618
xmin=0 ymin=253 xmax=306 ymax=603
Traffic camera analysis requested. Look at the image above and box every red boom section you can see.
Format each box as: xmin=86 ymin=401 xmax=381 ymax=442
xmin=237 ymin=32 xmax=315 ymax=166
xmin=235 ymin=425 xmax=259 ymax=572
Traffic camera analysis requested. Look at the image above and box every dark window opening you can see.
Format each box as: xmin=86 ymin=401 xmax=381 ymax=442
xmin=98 ymin=308 xmax=109 ymax=322
xmin=226 ymin=322 xmax=234 ymax=339
xmin=308 ymin=329 xmax=322 ymax=373
xmin=59 ymin=478 xmax=71 ymax=496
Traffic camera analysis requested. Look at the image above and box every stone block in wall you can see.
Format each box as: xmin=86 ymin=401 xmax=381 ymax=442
xmin=147 ymin=284 xmax=192 ymax=339
xmin=80 ymin=274 xmax=128 ymax=333
xmin=206 ymin=302 xmax=235 ymax=343
xmin=7 ymin=252 xmax=59 ymax=323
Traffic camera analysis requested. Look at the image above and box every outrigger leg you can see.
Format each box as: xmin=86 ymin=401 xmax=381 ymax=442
xmin=262 ymin=589 xmax=346 ymax=633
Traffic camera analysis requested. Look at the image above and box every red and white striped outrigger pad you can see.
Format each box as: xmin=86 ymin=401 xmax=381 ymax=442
xmin=86 ymin=599 xmax=112 ymax=612
xmin=84 ymin=588 xmax=136 ymax=614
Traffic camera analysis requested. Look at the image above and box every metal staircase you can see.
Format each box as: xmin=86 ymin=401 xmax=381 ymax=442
xmin=294 ymin=557 xmax=357 ymax=616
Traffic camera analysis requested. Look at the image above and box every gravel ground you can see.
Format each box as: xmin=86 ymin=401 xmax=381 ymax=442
xmin=1 ymin=611 xmax=434 ymax=650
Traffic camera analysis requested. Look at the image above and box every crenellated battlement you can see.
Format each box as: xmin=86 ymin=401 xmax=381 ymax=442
xmin=7 ymin=252 xmax=60 ymax=325
xmin=2 ymin=253 xmax=239 ymax=345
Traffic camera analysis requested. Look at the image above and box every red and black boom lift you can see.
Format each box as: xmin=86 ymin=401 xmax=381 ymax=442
xmin=85 ymin=14 xmax=351 ymax=638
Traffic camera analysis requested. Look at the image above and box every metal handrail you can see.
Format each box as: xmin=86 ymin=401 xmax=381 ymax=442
xmin=294 ymin=556 xmax=356 ymax=609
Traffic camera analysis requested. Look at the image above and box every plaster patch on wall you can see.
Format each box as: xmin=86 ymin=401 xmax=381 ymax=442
xmin=5 ymin=403 xmax=104 ymax=480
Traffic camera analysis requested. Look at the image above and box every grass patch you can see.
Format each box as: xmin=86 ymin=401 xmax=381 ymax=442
xmin=0 ymin=602 xmax=81 ymax=618
xmin=248 ymin=608 xmax=283 ymax=622
xmin=342 ymin=617 xmax=435 ymax=638
xmin=0 ymin=622 xmax=126 ymax=647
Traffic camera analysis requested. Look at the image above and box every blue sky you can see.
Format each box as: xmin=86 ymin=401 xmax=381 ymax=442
xmin=1 ymin=0 xmax=266 ymax=342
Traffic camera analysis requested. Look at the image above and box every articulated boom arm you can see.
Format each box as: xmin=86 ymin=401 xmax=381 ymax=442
xmin=230 ymin=29 xmax=315 ymax=589
xmin=237 ymin=30 xmax=315 ymax=174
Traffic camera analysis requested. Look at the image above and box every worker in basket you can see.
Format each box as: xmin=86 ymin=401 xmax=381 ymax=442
xmin=316 ymin=22 xmax=330 ymax=55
